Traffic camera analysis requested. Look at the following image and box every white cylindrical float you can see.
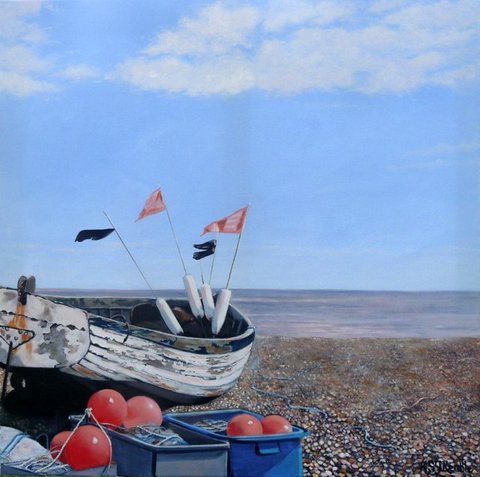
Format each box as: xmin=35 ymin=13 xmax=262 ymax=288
xmin=211 ymin=288 xmax=231 ymax=336
xmin=200 ymin=283 xmax=215 ymax=320
xmin=156 ymin=298 xmax=184 ymax=335
xmin=183 ymin=274 xmax=204 ymax=319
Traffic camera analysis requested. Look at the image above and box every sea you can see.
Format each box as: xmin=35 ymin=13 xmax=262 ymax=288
xmin=40 ymin=289 xmax=480 ymax=338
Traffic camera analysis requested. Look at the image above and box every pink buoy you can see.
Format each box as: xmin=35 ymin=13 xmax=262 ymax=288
xmin=123 ymin=396 xmax=163 ymax=428
xmin=65 ymin=425 xmax=111 ymax=470
xmin=261 ymin=415 xmax=293 ymax=434
xmin=49 ymin=430 xmax=72 ymax=463
xmin=226 ymin=413 xmax=263 ymax=436
xmin=87 ymin=389 xmax=127 ymax=430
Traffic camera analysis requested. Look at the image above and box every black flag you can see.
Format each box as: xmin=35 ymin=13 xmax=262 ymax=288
xmin=193 ymin=239 xmax=216 ymax=260
xmin=75 ymin=228 xmax=115 ymax=242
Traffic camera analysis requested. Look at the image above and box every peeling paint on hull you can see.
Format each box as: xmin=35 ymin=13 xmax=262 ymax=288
xmin=0 ymin=289 xmax=255 ymax=403
xmin=0 ymin=289 xmax=90 ymax=368
xmin=63 ymin=321 xmax=253 ymax=398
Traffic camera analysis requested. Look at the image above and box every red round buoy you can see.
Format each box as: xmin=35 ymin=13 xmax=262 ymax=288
xmin=261 ymin=415 xmax=293 ymax=434
xmin=49 ymin=430 xmax=72 ymax=463
xmin=87 ymin=389 xmax=127 ymax=430
xmin=226 ymin=413 xmax=263 ymax=436
xmin=64 ymin=425 xmax=111 ymax=471
xmin=123 ymin=396 xmax=163 ymax=428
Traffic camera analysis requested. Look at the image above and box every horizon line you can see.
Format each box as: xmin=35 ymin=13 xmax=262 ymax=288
xmin=36 ymin=287 xmax=480 ymax=294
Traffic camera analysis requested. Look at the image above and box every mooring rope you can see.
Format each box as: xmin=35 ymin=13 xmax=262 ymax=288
xmin=249 ymin=343 xmax=328 ymax=417
xmin=36 ymin=408 xmax=92 ymax=473
xmin=249 ymin=341 xmax=396 ymax=450
xmin=350 ymin=426 xmax=396 ymax=450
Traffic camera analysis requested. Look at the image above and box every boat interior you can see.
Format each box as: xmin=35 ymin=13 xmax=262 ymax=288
xmin=52 ymin=297 xmax=252 ymax=340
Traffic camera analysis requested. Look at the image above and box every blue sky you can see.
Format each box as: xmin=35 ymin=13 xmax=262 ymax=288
xmin=1 ymin=0 xmax=479 ymax=291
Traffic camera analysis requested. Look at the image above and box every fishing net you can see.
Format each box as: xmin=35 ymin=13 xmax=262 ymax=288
xmin=0 ymin=425 xmax=69 ymax=475
xmin=190 ymin=419 xmax=229 ymax=434
xmin=115 ymin=425 xmax=188 ymax=446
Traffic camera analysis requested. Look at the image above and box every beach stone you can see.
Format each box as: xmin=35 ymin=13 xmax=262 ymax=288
xmin=4 ymin=336 xmax=477 ymax=477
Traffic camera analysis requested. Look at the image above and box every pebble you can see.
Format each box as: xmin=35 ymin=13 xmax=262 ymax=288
xmin=3 ymin=336 xmax=479 ymax=476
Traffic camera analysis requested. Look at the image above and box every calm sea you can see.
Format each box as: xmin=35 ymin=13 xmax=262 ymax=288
xmin=40 ymin=289 xmax=480 ymax=338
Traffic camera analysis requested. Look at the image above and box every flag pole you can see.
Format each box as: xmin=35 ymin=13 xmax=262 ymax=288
xmin=208 ymin=232 xmax=219 ymax=285
xmin=198 ymin=260 xmax=205 ymax=284
xmin=225 ymin=207 xmax=249 ymax=289
xmin=164 ymin=206 xmax=188 ymax=276
xmin=103 ymin=211 xmax=154 ymax=292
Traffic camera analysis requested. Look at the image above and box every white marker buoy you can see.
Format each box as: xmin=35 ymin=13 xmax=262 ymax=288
xmin=183 ymin=274 xmax=204 ymax=319
xmin=200 ymin=283 xmax=215 ymax=320
xmin=156 ymin=298 xmax=183 ymax=335
xmin=212 ymin=289 xmax=231 ymax=335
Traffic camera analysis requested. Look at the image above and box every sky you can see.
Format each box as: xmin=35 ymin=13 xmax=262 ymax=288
xmin=1 ymin=0 xmax=479 ymax=291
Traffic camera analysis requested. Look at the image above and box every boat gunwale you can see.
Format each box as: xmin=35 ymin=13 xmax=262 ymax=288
xmin=45 ymin=294 xmax=256 ymax=346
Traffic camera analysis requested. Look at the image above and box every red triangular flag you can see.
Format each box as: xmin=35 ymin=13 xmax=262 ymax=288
xmin=136 ymin=188 xmax=166 ymax=221
xmin=201 ymin=205 xmax=249 ymax=235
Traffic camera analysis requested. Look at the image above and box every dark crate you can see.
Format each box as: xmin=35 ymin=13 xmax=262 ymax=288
xmin=0 ymin=463 xmax=117 ymax=476
xmin=107 ymin=421 xmax=228 ymax=477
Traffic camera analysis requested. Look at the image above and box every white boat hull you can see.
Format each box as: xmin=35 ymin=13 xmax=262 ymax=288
xmin=63 ymin=319 xmax=253 ymax=399
xmin=0 ymin=289 xmax=90 ymax=368
xmin=0 ymin=289 xmax=255 ymax=405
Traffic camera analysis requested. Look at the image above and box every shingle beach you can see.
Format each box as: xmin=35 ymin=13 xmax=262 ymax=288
xmin=1 ymin=336 xmax=479 ymax=476
xmin=179 ymin=337 xmax=480 ymax=476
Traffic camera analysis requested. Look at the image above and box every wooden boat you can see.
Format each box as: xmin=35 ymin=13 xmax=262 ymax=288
xmin=0 ymin=281 xmax=255 ymax=410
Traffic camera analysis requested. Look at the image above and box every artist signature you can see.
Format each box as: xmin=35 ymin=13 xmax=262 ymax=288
xmin=418 ymin=458 xmax=473 ymax=474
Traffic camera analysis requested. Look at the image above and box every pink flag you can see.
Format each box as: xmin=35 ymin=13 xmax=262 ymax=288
xmin=202 ymin=205 xmax=249 ymax=235
xmin=136 ymin=188 xmax=166 ymax=221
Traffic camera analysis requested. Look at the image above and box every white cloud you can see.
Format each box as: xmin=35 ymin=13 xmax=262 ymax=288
xmin=396 ymin=142 xmax=480 ymax=169
xmin=60 ymin=64 xmax=100 ymax=81
xmin=0 ymin=1 xmax=45 ymax=43
xmin=398 ymin=158 xmax=480 ymax=170
xmin=0 ymin=70 xmax=57 ymax=97
xmin=407 ymin=142 xmax=480 ymax=157
xmin=256 ymin=29 xmax=361 ymax=93
xmin=2 ymin=0 xmax=479 ymax=98
xmin=369 ymin=0 xmax=417 ymax=14
xmin=0 ymin=2 xmax=104 ymax=96
xmin=0 ymin=43 xmax=52 ymax=73
xmin=117 ymin=54 xmax=254 ymax=95
xmin=0 ymin=1 xmax=57 ymax=96
xmin=262 ymin=0 xmax=355 ymax=32
xmin=143 ymin=2 xmax=260 ymax=56
xmin=384 ymin=0 xmax=479 ymax=30
xmin=116 ymin=0 xmax=480 ymax=96
xmin=115 ymin=2 xmax=259 ymax=95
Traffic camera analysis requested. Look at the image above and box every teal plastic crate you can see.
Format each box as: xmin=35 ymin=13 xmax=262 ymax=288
xmin=107 ymin=421 xmax=228 ymax=477
xmin=164 ymin=409 xmax=308 ymax=477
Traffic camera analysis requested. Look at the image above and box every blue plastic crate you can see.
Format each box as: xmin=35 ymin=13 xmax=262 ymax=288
xmin=0 ymin=463 xmax=117 ymax=476
xmin=107 ymin=421 xmax=228 ymax=477
xmin=164 ymin=409 xmax=309 ymax=477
